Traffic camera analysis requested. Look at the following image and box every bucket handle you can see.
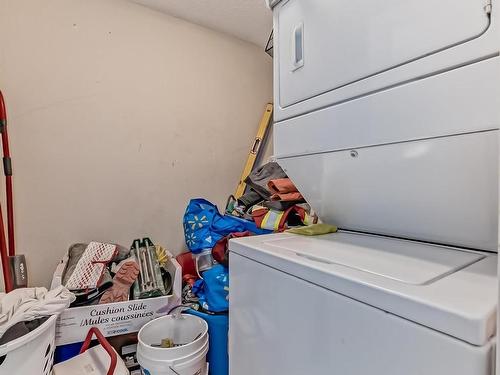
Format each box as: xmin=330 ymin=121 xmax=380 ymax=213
xmin=80 ymin=327 xmax=117 ymax=375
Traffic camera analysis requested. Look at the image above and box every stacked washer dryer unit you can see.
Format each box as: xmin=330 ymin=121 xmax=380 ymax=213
xmin=229 ymin=1 xmax=500 ymax=374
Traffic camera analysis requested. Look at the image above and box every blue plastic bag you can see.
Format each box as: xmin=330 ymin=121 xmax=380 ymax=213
xmin=183 ymin=198 xmax=255 ymax=253
xmin=192 ymin=264 xmax=229 ymax=313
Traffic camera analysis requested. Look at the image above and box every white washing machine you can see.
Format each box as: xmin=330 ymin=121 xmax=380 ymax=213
xmin=229 ymin=0 xmax=500 ymax=374
xmin=229 ymin=232 xmax=497 ymax=374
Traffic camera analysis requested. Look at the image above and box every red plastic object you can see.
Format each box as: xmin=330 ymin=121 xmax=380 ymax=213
xmin=176 ymin=252 xmax=197 ymax=277
xmin=80 ymin=327 xmax=117 ymax=375
xmin=0 ymin=91 xmax=12 ymax=292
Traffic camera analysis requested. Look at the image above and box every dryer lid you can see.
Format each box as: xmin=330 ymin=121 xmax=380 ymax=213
xmin=230 ymin=231 xmax=498 ymax=346
xmin=269 ymin=232 xmax=484 ymax=285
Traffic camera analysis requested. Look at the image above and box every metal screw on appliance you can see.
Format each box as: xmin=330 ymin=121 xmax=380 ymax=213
xmin=350 ymin=150 xmax=358 ymax=158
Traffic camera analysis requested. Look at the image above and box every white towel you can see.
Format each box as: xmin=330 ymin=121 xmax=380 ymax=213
xmin=0 ymin=286 xmax=75 ymax=338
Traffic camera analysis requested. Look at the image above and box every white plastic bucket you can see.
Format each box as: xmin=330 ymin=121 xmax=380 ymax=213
xmin=0 ymin=314 xmax=57 ymax=375
xmin=137 ymin=314 xmax=209 ymax=375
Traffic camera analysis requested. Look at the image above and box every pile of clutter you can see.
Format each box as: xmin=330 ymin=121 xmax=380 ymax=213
xmin=174 ymin=161 xmax=338 ymax=375
xmin=47 ymin=238 xmax=180 ymax=374
xmin=0 ymin=162 xmax=328 ymax=375
xmin=179 ymin=161 xmax=318 ymax=314
xmin=227 ymin=161 xmax=316 ymax=231
xmin=53 ymin=238 xmax=175 ymax=307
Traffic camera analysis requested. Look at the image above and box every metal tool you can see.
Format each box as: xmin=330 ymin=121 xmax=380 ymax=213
xmin=131 ymin=238 xmax=165 ymax=299
xmin=234 ymin=103 xmax=274 ymax=199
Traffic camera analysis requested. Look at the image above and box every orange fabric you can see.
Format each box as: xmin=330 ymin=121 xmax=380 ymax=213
xmin=268 ymin=178 xmax=303 ymax=201
xmin=251 ymin=204 xmax=316 ymax=231
xmin=267 ymin=178 xmax=298 ymax=194
xmin=251 ymin=206 xmax=271 ymax=229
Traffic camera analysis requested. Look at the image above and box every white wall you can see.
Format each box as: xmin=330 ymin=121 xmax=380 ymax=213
xmin=0 ymin=0 xmax=273 ymax=287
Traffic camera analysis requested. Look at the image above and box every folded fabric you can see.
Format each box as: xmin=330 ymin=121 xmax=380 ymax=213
xmin=270 ymin=191 xmax=304 ymax=202
xmin=267 ymin=178 xmax=298 ymax=194
xmin=267 ymin=178 xmax=304 ymax=201
xmin=62 ymin=243 xmax=88 ymax=286
xmin=113 ymin=243 xmax=132 ymax=263
xmin=237 ymin=190 xmax=262 ymax=209
xmin=287 ymin=223 xmax=338 ymax=236
xmin=0 ymin=286 xmax=75 ymax=338
xmin=65 ymin=242 xmax=117 ymax=290
xmin=251 ymin=204 xmax=317 ymax=231
xmin=252 ymin=205 xmax=285 ymax=231
xmin=212 ymin=231 xmax=253 ymax=267
xmin=244 ymin=162 xmax=287 ymax=199
xmin=0 ymin=321 xmax=29 ymax=345
xmin=263 ymin=200 xmax=297 ymax=211
xmin=0 ymin=317 xmax=49 ymax=345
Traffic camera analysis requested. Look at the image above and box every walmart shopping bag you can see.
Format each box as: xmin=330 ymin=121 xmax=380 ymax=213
xmin=183 ymin=199 xmax=251 ymax=253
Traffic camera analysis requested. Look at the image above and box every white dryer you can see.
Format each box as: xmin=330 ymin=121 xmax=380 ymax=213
xmin=271 ymin=0 xmax=500 ymax=121
xmin=229 ymin=0 xmax=500 ymax=374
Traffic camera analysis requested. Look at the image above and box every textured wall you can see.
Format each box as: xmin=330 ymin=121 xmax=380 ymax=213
xmin=0 ymin=0 xmax=273 ymax=287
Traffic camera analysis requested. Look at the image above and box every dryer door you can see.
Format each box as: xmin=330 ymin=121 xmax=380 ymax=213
xmin=277 ymin=130 xmax=499 ymax=252
xmin=277 ymin=0 xmax=491 ymax=108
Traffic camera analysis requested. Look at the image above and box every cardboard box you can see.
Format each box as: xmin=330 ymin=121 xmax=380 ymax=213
xmin=52 ymin=257 xmax=182 ymax=346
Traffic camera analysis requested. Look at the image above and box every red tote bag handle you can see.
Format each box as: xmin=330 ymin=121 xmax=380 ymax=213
xmin=79 ymin=327 xmax=117 ymax=375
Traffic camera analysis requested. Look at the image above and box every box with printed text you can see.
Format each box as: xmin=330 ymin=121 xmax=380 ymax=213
xmin=52 ymin=258 xmax=182 ymax=346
